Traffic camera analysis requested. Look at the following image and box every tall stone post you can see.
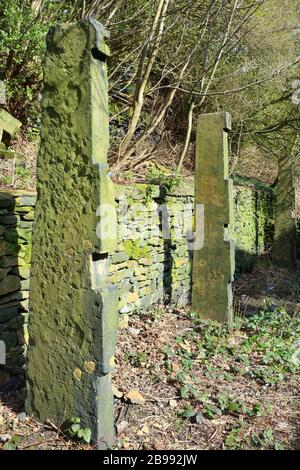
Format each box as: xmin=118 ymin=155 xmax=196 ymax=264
xmin=25 ymin=19 xmax=118 ymax=449
xmin=272 ymin=155 xmax=297 ymax=268
xmin=192 ymin=112 xmax=235 ymax=324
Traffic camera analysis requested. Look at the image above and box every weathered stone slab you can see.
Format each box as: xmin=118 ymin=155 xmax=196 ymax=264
xmin=0 ymin=193 xmax=13 ymax=209
xmin=14 ymin=206 xmax=34 ymax=213
xmin=0 ymin=256 xmax=18 ymax=268
xmin=0 ymin=215 xmax=19 ymax=225
xmin=0 ymin=303 xmax=19 ymax=323
xmin=0 ymin=330 xmax=18 ymax=348
xmin=26 ymin=19 xmax=118 ymax=449
xmin=4 ymin=227 xmax=32 ymax=244
xmin=19 ymin=221 xmax=33 ymax=229
xmin=192 ymin=112 xmax=235 ymax=324
xmin=20 ymin=298 xmax=29 ymax=312
xmin=0 ymin=290 xmax=29 ymax=305
xmin=12 ymin=265 xmax=30 ymax=280
xmin=0 ymin=267 xmax=11 ymax=281
xmin=20 ymin=279 xmax=29 ymax=291
xmin=0 ymin=275 xmax=21 ymax=296
xmin=0 ymin=241 xmax=18 ymax=257
xmin=272 ymin=154 xmax=297 ymax=268
xmin=14 ymin=195 xmax=37 ymax=207
xmin=23 ymin=211 xmax=34 ymax=220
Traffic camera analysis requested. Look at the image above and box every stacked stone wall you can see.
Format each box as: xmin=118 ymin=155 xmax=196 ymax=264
xmin=0 ymin=191 xmax=35 ymax=387
xmin=0 ymin=181 xmax=274 ymax=386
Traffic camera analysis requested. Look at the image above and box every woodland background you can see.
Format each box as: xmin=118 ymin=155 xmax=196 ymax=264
xmin=0 ymin=0 xmax=299 ymax=189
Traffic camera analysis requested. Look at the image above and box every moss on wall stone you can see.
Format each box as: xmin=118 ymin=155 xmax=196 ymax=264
xmin=232 ymin=184 xmax=275 ymax=274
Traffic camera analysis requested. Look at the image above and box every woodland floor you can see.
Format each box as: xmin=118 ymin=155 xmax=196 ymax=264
xmin=0 ymin=265 xmax=300 ymax=451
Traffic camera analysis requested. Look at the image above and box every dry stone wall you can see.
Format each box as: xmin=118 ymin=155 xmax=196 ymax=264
xmin=232 ymin=177 xmax=275 ymax=273
xmin=0 ymin=181 xmax=274 ymax=387
xmin=111 ymin=184 xmax=194 ymax=315
xmin=0 ymin=191 xmax=35 ymax=388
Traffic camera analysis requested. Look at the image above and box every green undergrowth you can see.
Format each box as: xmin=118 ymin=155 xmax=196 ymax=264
xmin=161 ymin=308 xmax=300 ymax=450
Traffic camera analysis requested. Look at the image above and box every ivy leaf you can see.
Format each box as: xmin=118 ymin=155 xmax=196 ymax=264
xmin=178 ymin=407 xmax=196 ymax=419
xmin=180 ymin=386 xmax=189 ymax=398
xmin=3 ymin=435 xmax=23 ymax=450
xmin=229 ymin=399 xmax=242 ymax=412
xmin=252 ymin=403 xmax=264 ymax=416
xmin=70 ymin=416 xmax=80 ymax=424
xmin=70 ymin=423 xmax=81 ymax=433
xmin=274 ymin=442 xmax=285 ymax=450
xmin=77 ymin=428 xmax=92 ymax=443
xmin=203 ymin=404 xmax=220 ymax=419
xmin=263 ymin=428 xmax=274 ymax=442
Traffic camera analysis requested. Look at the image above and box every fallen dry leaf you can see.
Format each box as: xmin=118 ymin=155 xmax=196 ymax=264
xmin=124 ymin=389 xmax=145 ymax=405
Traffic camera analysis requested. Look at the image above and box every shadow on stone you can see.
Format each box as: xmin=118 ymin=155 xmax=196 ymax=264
xmin=235 ymin=249 xmax=259 ymax=277
xmin=272 ymin=153 xmax=297 ymax=269
xmin=157 ymin=185 xmax=174 ymax=304
xmin=272 ymin=229 xmax=297 ymax=269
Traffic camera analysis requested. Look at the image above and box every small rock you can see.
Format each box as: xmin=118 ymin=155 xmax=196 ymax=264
xmin=84 ymin=361 xmax=96 ymax=374
xmin=128 ymin=327 xmax=140 ymax=336
xmin=112 ymin=385 xmax=123 ymax=399
xmin=17 ymin=412 xmax=26 ymax=422
xmin=120 ymin=305 xmax=133 ymax=315
xmin=153 ymin=440 xmax=164 ymax=450
xmin=124 ymin=389 xmax=145 ymax=405
xmin=116 ymin=420 xmax=128 ymax=435
xmin=0 ymin=434 xmax=11 ymax=443
xmin=169 ymin=399 xmax=177 ymax=408
xmin=141 ymin=425 xmax=149 ymax=434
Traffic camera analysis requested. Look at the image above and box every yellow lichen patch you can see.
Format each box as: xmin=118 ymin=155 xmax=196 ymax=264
xmin=83 ymin=240 xmax=93 ymax=250
xmin=126 ymin=291 xmax=139 ymax=303
xmin=74 ymin=368 xmax=82 ymax=381
xmin=109 ymin=356 xmax=115 ymax=368
xmin=84 ymin=360 xmax=96 ymax=374
xmin=65 ymin=248 xmax=75 ymax=257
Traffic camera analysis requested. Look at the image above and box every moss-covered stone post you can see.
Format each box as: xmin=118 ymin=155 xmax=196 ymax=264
xmin=25 ymin=19 xmax=118 ymax=449
xmin=192 ymin=112 xmax=235 ymax=324
xmin=272 ymin=154 xmax=297 ymax=268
